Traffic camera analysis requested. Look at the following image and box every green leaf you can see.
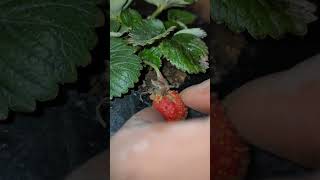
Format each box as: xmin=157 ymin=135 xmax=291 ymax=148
xmin=144 ymin=0 xmax=195 ymax=8
xmin=110 ymin=38 xmax=142 ymax=99
xmin=164 ymin=20 xmax=179 ymax=29
xmin=211 ymin=0 xmax=318 ymax=39
xmin=111 ymin=8 xmax=142 ymax=37
xmin=111 ymin=19 xmax=121 ymax=32
xmin=110 ymin=0 xmax=133 ymax=18
xmin=120 ymin=8 xmax=143 ymax=27
xmin=0 ymin=0 xmax=101 ymax=119
xmin=110 ymin=25 xmax=129 ymax=37
xmin=175 ymin=28 xmax=207 ymax=38
xmin=110 ymin=12 xmax=133 ymax=37
xmin=168 ymin=9 xmax=197 ymax=25
xmin=128 ymin=19 xmax=176 ymax=46
xmin=139 ymin=47 xmax=163 ymax=69
xmin=159 ymin=34 xmax=208 ymax=74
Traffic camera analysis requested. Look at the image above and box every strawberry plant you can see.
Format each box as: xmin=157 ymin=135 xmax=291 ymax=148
xmin=109 ymin=0 xmax=209 ymax=99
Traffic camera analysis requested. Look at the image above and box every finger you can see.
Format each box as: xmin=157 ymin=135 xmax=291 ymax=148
xmin=180 ymin=79 xmax=210 ymax=114
xmin=222 ymin=55 xmax=320 ymax=168
xmin=122 ymin=107 xmax=164 ymax=129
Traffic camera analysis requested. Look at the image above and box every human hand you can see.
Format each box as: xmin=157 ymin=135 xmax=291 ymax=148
xmin=224 ymin=54 xmax=320 ymax=168
xmin=110 ymin=79 xmax=210 ymax=180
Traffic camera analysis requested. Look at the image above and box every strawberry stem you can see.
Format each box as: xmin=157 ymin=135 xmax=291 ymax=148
xmin=144 ymin=61 xmax=169 ymax=87
xmin=176 ymin=21 xmax=188 ymax=29
xmin=148 ymin=5 xmax=166 ymax=19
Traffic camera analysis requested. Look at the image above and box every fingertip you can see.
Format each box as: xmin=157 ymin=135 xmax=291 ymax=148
xmin=181 ymin=79 xmax=210 ymax=96
xmin=181 ymin=79 xmax=210 ymax=114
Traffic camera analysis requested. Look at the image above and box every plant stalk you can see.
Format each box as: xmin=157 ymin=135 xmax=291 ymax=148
xmin=144 ymin=61 xmax=168 ymax=86
xmin=177 ymin=21 xmax=188 ymax=29
xmin=149 ymin=5 xmax=166 ymax=19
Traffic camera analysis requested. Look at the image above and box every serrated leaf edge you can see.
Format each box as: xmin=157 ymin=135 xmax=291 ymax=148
xmin=128 ymin=26 xmax=176 ymax=46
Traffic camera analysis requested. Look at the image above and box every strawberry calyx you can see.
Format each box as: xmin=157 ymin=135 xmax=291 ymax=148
xmin=144 ymin=61 xmax=171 ymax=100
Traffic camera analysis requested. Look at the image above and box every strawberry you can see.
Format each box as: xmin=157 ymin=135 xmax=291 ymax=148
xmin=152 ymin=90 xmax=188 ymax=122
xmin=213 ymin=98 xmax=249 ymax=180
xmin=146 ymin=64 xmax=188 ymax=122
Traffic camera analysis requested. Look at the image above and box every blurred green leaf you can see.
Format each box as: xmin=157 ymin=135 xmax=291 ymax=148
xmin=211 ymin=0 xmax=318 ymax=39
xmin=0 ymin=0 xmax=101 ymax=119
xmin=168 ymin=9 xmax=197 ymax=25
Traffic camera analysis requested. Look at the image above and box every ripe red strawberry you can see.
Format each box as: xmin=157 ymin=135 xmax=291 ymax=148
xmin=213 ymin=98 xmax=249 ymax=180
xmin=152 ymin=90 xmax=188 ymax=122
